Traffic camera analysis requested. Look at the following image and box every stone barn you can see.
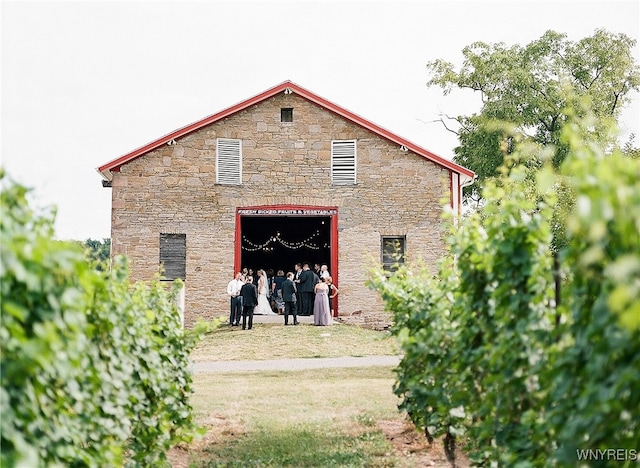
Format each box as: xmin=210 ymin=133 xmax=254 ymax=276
xmin=97 ymin=80 xmax=474 ymax=327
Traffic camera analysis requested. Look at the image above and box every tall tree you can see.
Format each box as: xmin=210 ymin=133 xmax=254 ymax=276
xmin=427 ymin=29 xmax=640 ymax=202
xmin=623 ymin=134 xmax=640 ymax=159
xmin=82 ymin=238 xmax=111 ymax=269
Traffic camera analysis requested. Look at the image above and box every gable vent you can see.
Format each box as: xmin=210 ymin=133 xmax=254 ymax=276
xmin=216 ymin=138 xmax=242 ymax=185
xmin=331 ymin=140 xmax=357 ymax=185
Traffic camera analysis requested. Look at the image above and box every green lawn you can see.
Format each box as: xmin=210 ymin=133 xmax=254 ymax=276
xmin=170 ymin=323 xmax=456 ymax=467
xmin=183 ymin=367 xmax=408 ymax=467
xmin=191 ymin=322 xmax=399 ymax=362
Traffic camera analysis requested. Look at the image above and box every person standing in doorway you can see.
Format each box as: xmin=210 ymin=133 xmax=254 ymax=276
xmin=281 ymin=272 xmax=298 ymax=325
xmin=248 ymin=268 xmax=257 ymax=284
xmin=326 ymin=276 xmax=339 ymax=318
xmin=296 ymin=263 xmax=315 ymax=316
xmin=294 ymin=263 xmax=303 ymax=316
xmin=254 ymin=269 xmax=277 ymax=315
xmin=272 ymin=269 xmax=286 ymax=315
xmin=226 ymin=272 xmax=244 ymax=326
xmin=239 ymin=276 xmax=258 ymax=330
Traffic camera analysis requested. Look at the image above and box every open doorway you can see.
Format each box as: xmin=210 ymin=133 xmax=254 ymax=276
xmin=234 ymin=206 xmax=339 ymax=314
xmin=240 ymin=215 xmax=331 ymax=274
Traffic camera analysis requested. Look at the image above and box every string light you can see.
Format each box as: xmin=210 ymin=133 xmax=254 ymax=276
xmin=242 ymin=231 xmax=323 ymax=251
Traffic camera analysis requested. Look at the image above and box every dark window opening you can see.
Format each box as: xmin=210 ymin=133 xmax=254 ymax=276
xmin=281 ymin=108 xmax=293 ymax=122
xmin=160 ymin=233 xmax=186 ymax=280
xmin=382 ymin=236 xmax=405 ymax=273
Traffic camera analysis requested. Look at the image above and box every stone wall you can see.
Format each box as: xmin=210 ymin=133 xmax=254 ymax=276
xmin=110 ymin=93 xmax=451 ymax=327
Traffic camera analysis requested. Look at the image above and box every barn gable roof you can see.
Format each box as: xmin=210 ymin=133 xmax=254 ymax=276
xmin=97 ymin=80 xmax=475 ymax=181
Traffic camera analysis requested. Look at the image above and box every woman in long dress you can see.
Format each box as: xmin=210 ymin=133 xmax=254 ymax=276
xmin=254 ymin=269 xmax=277 ymax=315
xmin=326 ymin=276 xmax=339 ymax=318
xmin=313 ymin=278 xmax=332 ymax=326
xmin=272 ymin=270 xmax=286 ymax=315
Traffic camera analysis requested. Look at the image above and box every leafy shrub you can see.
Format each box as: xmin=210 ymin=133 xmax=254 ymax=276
xmin=1 ymin=171 xmax=203 ymax=467
xmin=544 ymin=121 xmax=640 ymax=462
xmin=370 ymin=116 xmax=640 ymax=465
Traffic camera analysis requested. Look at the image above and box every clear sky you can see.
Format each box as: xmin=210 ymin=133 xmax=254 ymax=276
xmin=2 ymin=0 xmax=639 ymax=240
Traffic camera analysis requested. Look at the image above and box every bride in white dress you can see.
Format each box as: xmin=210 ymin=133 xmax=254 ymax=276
xmin=254 ymin=269 xmax=277 ymax=315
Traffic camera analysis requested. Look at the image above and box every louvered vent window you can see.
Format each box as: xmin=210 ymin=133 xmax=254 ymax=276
xmin=331 ymin=140 xmax=357 ymax=185
xmin=160 ymin=233 xmax=186 ymax=281
xmin=216 ymin=138 xmax=242 ymax=185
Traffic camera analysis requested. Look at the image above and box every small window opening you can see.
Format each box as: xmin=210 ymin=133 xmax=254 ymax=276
xmin=281 ymin=108 xmax=293 ymax=122
xmin=382 ymin=236 xmax=406 ymax=273
xmin=160 ymin=233 xmax=186 ymax=280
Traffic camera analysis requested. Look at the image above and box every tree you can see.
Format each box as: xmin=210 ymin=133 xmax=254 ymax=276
xmin=623 ymin=133 xmax=640 ymax=159
xmin=427 ymin=29 xmax=640 ymax=202
xmin=82 ymin=237 xmax=111 ymax=270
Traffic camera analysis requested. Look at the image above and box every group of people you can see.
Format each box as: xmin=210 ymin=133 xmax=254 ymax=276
xmin=226 ymin=263 xmax=339 ymax=329
xmin=293 ymin=262 xmax=338 ymax=326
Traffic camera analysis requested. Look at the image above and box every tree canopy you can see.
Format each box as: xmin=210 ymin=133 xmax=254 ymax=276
xmin=427 ymin=29 xmax=640 ymax=201
xmin=80 ymin=237 xmax=111 ymax=270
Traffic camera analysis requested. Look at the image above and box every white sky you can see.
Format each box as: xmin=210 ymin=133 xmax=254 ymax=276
xmin=2 ymin=0 xmax=639 ymax=240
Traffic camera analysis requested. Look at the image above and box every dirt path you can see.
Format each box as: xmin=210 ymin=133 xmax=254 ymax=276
xmin=168 ymin=415 xmax=469 ymax=468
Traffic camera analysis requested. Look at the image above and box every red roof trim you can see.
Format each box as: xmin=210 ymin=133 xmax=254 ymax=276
xmin=97 ymin=80 xmax=474 ymax=179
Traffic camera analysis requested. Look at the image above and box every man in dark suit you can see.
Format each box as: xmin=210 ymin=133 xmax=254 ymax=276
xmin=239 ymin=276 xmax=258 ymax=330
xmin=296 ymin=263 xmax=315 ymax=316
xmin=281 ymin=272 xmax=298 ymax=325
xmin=293 ymin=263 xmax=303 ymax=316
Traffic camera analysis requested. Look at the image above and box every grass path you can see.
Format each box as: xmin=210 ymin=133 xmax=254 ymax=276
xmin=170 ymin=323 xmax=466 ymax=467
xmin=191 ymin=322 xmax=399 ymax=362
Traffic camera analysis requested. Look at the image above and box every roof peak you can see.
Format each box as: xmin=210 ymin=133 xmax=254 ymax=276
xmin=97 ymin=80 xmax=474 ymax=180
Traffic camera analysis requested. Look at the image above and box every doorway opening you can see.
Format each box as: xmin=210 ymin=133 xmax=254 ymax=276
xmin=240 ymin=216 xmax=331 ymax=274
xmin=234 ymin=205 xmax=339 ymax=314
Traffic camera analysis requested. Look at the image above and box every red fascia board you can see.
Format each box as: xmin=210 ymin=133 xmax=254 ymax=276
xmin=97 ymin=80 xmax=474 ymax=179
xmin=239 ymin=204 xmax=339 ymax=212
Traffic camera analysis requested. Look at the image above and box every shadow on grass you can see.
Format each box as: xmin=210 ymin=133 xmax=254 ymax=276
xmin=194 ymin=423 xmax=392 ymax=467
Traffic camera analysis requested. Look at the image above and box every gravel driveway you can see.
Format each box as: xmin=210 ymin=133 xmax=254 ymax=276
xmin=190 ymin=355 xmax=401 ymax=373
